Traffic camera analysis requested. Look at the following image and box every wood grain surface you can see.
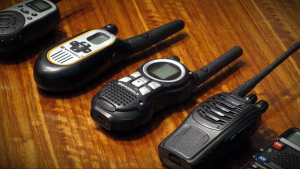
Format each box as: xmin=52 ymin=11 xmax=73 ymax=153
xmin=0 ymin=0 xmax=299 ymax=168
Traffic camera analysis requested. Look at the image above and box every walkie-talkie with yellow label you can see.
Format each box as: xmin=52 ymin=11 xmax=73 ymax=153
xmin=34 ymin=20 xmax=185 ymax=91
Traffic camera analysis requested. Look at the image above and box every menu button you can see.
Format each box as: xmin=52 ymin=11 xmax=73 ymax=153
xmin=148 ymin=81 xmax=161 ymax=89
xmin=139 ymin=87 xmax=150 ymax=95
xmin=20 ymin=8 xmax=29 ymax=14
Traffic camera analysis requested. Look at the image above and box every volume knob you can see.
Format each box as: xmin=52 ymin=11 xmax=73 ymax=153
xmin=102 ymin=24 xmax=118 ymax=35
xmin=255 ymin=100 xmax=269 ymax=114
xmin=245 ymin=93 xmax=258 ymax=104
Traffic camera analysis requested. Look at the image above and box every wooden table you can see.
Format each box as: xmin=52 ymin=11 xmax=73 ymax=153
xmin=1 ymin=0 xmax=299 ymax=168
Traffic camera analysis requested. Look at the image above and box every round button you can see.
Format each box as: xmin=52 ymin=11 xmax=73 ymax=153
xmin=18 ymin=5 xmax=24 ymax=8
xmin=20 ymin=8 xmax=29 ymax=14
xmin=27 ymin=16 xmax=32 ymax=20
xmin=32 ymin=13 xmax=37 ymax=16
xmin=0 ymin=17 xmax=10 ymax=26
xmin=0 ymin=11 xmax=25 ymax=35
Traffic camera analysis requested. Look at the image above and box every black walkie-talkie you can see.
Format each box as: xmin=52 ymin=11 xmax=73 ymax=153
xmin=90 ymin=46 xmax=243 ymax=130
xmin=34 ymin=20 xmax=185 ymax=91
xmin=0 ymin=0 xmax=60 ymax=53
xmin=158 ymin=42 xmax=300 ymax=169
xmin=242 ymin=127 xmax=300 ymax=169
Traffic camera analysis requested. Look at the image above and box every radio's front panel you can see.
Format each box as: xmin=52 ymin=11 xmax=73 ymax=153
xmin=159 ymin=93 xmax=264 ymax=169
xmin=242 ymin=128 xmax=300 ymax=169
xmin=97 ymin=58 xmax=189 ymax=111
xmin=0 ymin=0 xmax=60 ymax=52
xmin=91 ymin=57 xmax=192 ymax=130
xmin=99 ymin=71 xmax=164 ymax=111
xmin=1 ymin=0 xmax=57 ymax=31
xmin=47 ymin=30 xmax=117 ymax=65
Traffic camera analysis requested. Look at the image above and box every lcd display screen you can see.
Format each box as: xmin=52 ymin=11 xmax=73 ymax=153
xmin=28 ymin=1 xmax=52 ymax=11
xmin=286 ymin=131 xmax=300 ymax=147
xmin=149 ymin=63 xmax=179 ymax=80
xmin=87 ymin=33 xmax=110 ymax=45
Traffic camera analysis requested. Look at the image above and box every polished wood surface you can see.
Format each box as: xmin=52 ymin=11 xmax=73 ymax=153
xmin=0 ymin=0 xmax=299 ymax=168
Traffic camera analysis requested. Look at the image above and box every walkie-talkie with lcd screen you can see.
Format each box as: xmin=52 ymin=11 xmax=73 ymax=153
xmin=90 ymin=46 xmax=243 ymax=130
xmin=158 ymin=42 xmax=300 ymax=169
xmin=0 ymin=0 xmax=61 ymax=53
xmin=242 ymin=127 xmax=300 ymax=169
xmin=34 ymin=20 xmax=185 ymax=91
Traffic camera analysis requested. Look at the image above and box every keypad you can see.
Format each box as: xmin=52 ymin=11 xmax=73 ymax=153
xmin=70 ymin=41 xmax=92 ymax=53
xmin=0 ymin=17 xmax=10 ymax=27
xmin=251 ymin=164 xmax=258 ymax=168
xmin=132 ymin=77 xmax=149 ymax=87
xmin=241 ymin=163 xmax=261 ymax=169
xmin=257 ymin=155 xmax=267 ymax=163
xmin=119 ymin=77 xmax=132 ymax=83
xmin=81 ymin=42 xmax=91 ymax=47
xmin=272 ymin=141 xmax=284 ymax=150
xmin=243 ymin=140 xmax=300 ymax=169
xmin=117 ymin=73 xmax=162 ymax=96
xmin=0 ymin=11 xmax=25 ymax=35
xmin=148 ymin=81 xmax=161 ymax=89
xmin=262 ymin=143 xmax=300 ymax=168
xmin=139 ymin=87 xmax=150 ymax=95
xmin=20 ymin=8 xmax=29 ymax=14
xmin=130 ymin=71 xmax=141 ymax=78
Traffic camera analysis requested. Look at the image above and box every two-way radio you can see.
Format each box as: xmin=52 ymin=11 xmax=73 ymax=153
xmin=158 ymin=42 xmax=300 ymax=169
xmin=242 ymin=127 xmax=300 ymax=169
xmin=0 ymin=0 xmax=61 ymax=53
xmin=90 ymin=46 xmax=243 ymax=130
xmin=34 ymin=20 xmax=185 ymax=91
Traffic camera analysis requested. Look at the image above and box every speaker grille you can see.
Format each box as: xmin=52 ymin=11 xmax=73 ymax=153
xmin=197 ymin=94 xmax=242 ymax=126
xmin=265 ymin=146 xmax=300 ymax=169
xmin=49 ymin=50 xmax=73 ymax=64
xmin=100 ymin=83 xmax=138 ymax=106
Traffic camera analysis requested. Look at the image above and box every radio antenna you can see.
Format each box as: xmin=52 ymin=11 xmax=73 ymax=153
xmin=126 ymin=19 xmax=185 ymax=54
xmin=192 ymin=46 xmax=243 ymax=87
xmin=231 ymin=41 xmax=300 ymax=97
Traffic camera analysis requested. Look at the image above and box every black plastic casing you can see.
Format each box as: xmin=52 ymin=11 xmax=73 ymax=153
xmin=34 ymin=29 xmax=131 ymax=91
xmin=241 ymin=128 xmax=300 ymax=169
xmin=158 ymin=93 xmax=263 ymax=169
xmin=34 ymin=20 xmax=185 ymax=91
xmin=90 ymin=46 xmax=243 ymax=130
xmin=0 ymin=0 xmax=60 ymax=53
xmin=91 ymin=57 xmax=196 ymax=130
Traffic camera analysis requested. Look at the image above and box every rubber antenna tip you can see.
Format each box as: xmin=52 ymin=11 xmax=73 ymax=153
xmin=292 ymin=41 xmax=300 ymax=50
